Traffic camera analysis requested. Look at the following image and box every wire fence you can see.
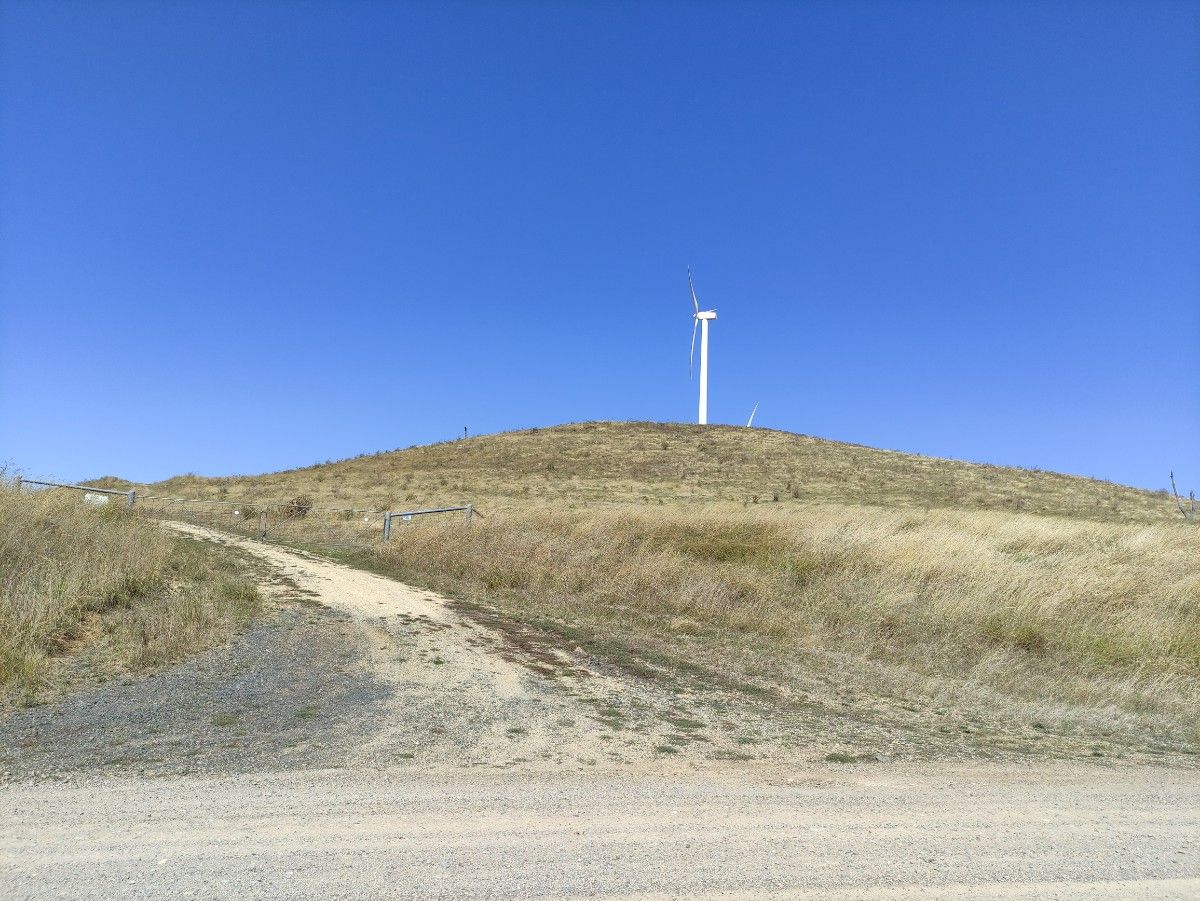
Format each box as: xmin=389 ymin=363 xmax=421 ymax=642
xmin=14 ymin=477 xmax=475 ymax=551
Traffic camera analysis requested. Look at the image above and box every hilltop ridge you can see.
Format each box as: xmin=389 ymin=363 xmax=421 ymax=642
xmin=147 ymin=421 xmax=1171 ymax=522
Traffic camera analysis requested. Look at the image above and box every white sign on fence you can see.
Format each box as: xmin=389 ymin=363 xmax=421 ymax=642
xmin=83 ymin=493 xmax=110 ymax=506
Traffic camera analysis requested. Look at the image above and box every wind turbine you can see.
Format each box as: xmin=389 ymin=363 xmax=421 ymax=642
xmin=689 ymin=268 xmax=717 ymax=425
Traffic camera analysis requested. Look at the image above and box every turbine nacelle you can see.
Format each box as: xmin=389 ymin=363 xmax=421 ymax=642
xmin=694 ymin=310 xmax=717 ymax=321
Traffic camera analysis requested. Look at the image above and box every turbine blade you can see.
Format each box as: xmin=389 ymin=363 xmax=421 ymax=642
xmin=690 ymin=317 xmax=698 ymax=378
xmin=747 ymin=401 xmax=759 ymax=427
xmin=688 ymin=267 xmax=700 ymax=314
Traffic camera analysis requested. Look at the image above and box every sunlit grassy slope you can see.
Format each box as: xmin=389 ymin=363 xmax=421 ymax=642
xmin=148 ymin=421 xmax=1173 ymax=521
xmin=138 ymin=422 xmax=1197 ymax=754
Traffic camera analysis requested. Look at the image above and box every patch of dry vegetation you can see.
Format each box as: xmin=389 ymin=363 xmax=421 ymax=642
xmin=0 ymin=483 xmax=260 ymax=706
xmin=135 ymin=422 xmax=1196 ymax=751
xmin=150 ymin=422 xmax=1176 ymax=523
xmin=356 ymin=504 xmax=1200 ymax=748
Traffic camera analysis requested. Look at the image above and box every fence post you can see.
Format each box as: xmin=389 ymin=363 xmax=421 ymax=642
xmin=465 ymin=504 xmax=473 ymax=527
xmin=126 ymin=489 xmax=136 ymax=508
xmin=14 ymin=476 xmax=21 ymax=492
xmin=383 ymin=512 xmax=392 ymax=542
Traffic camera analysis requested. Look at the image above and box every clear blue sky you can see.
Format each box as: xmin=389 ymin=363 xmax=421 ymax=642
xmin=2 ymin=1 xmax=1197 ymax=490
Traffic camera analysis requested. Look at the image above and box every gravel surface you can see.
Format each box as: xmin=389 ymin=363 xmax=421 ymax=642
xmin=2 ymin=763 xmax=1197 ymax=899
xmin=0 ymin=602 xmax=389 ymax=778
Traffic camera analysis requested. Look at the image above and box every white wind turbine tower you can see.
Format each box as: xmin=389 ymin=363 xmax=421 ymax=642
xmin=689 ymin=268 xmax=717 ymax=425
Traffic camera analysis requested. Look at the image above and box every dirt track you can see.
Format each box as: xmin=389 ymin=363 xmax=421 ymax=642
xmin=2 ymin=526 xmax=1197 ymax=898
xmin=145 ymin=522 xmax=929 ymax=770
xmin=149 ymin=523 xmax=794 ymax=769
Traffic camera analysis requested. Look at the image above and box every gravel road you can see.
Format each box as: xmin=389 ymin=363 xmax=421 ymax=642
xmin=2 ymin=525 xmax=1196 ymax=898
xmin=3 ymin=763 xmax=1197 ymax=899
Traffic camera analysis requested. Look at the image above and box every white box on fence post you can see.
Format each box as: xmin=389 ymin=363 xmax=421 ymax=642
xmin=83 ymin=493 xmax=110 ymax=506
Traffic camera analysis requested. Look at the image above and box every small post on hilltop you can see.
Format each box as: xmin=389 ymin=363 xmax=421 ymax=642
xmin=465 ymin=504 xmax=473 ymax=527
xmin=383 ymin=512 xmax=393 ymax=541
xmin=126 ymin=489 xmax=136 ymax=508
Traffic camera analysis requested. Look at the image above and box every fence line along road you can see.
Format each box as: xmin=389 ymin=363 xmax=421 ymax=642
xmin=14 ymin=477 xmax=476 ymax=549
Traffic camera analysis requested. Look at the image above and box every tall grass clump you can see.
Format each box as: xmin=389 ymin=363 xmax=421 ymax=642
xmin=0 ymin=483 xmax=259 ymax=705
xmin=365 ymin=504 xmax=1200 ymax=743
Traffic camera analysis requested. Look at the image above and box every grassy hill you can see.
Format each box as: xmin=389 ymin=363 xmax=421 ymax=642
xmin=148 ymin=421 xmax=1174 ymax=522
xmin=136 ymin=422 xmax=1197 ymax=759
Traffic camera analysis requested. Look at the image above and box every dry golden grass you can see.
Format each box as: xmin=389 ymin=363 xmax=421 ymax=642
xmin=147 ymin=422 xmax=1177 ymax=522
xmin=0 ymin=483 xmax=259 ymax=706
xmin=350 ymin=508 xmax=1200 ymax=748
xmin=349 ymin=503 xmax=1199 ymax=747
xmin=132 ymin=422 xmax=1197 ymax=750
